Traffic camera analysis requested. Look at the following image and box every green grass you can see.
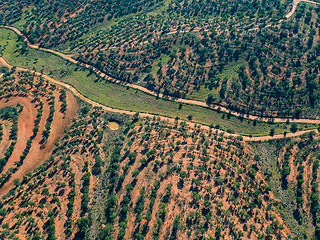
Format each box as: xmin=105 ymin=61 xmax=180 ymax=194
xmin=186 ymin=86 xmax=219 ymax=101
xmin=218 ymin=57 xmax=246 ymax=80
xmin=186 ymin=57 xmax=246 ymax=102
xmin=11 ymin=6 xmax=35 ymax=31
xmin=252 ymin=140 xmax=314 ymax=239
xmin=150 ymin=54 xmax=170 ymax=76
xmin=0 ymin=27 xmax=317 ymax=136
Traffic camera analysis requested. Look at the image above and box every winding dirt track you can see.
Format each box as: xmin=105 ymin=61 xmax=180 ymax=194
xmin=1 ymin=57 xmax=318 ymax=142
xmin=286 ymin=0 xmax=320 ymax=19
xmin=2 ymin=1 xmax=320 ymax=141
xmin=3 ymin=25 xmax=320 ymax=125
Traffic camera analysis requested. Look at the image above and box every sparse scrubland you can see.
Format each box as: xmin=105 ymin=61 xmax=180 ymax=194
xmin=0 ymin=62 xmax=318 ymax=239
xmin=0 ymin=0 xmax=320 ymax=239
xmin=2 ymin=0 xmax=320 ymax=119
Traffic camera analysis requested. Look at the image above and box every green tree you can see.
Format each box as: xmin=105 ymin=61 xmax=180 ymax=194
xmin=269 ymin=128 xmax=275 ymax=136
xmin=206 ymin=93 xmax=215 ymax=106
xmin=290 ymin=123 xmax=298 ymax=133
xmin=76 ymin=217 xmax=91 ymax=234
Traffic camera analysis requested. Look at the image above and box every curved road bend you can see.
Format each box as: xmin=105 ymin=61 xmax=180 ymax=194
xmin=286 ymin=0 xmax=320 ymax=19
xmin=1 ymin=57 xmax=318 ymax=142
xmin=3 ymin=26 xmax=320 ymax=125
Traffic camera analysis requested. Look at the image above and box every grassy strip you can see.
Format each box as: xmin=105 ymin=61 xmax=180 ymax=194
xmin=0 ymin=27 xmax=317 ymax=136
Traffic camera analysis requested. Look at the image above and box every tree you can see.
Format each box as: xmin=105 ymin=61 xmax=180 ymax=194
xmin=290 ymin=123 xmax=298 ymax=133
xmin=206 ymin=93 xmax=215 ymax=106
xmin=92 ymin=155 xmax=102 ymax=175
xmin=76 ymin=217 xmax=91 ymax=234
xmin=294 ymin=108 xmax=302 ymax=119
xmin=253 ymin=119 xmax=257 ymax=126
xmin=13 ymin=179 xmax=20 ymax=187
xmin=269 ymin=128 xmax=275 ymax=137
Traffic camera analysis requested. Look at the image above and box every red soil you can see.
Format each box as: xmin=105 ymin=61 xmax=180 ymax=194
xmin=0 ymin=87 xmax=78 ymax=197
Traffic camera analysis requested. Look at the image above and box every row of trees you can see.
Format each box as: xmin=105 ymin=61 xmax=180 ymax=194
xmin=93 ymin=114 xmax=289 ymax=239
xmin=81 ymin=163 xmax=91 ymax=214
xmin=0 ymin=123 xmax=2 ymax=142
xmin=41 ymin=98 xmax=55 ymax=144
xmin=59 ymin=89 xmax=67 ymax=114
xmin=32 ymin=103 xmax=43 ymax=138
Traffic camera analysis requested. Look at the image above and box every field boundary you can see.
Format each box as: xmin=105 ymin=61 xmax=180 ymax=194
xmin=2 ymin=24 xmax=320 ymax=126
xmin=1 ymin=57 xmax=318 ymax=142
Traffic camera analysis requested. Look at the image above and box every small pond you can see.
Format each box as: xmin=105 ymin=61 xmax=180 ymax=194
xmin=109 ymin=121 xmax=120 ymax=130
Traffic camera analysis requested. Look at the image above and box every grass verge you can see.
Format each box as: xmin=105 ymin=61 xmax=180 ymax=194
xmin=0 ymin=27 xmax=317 ymax=136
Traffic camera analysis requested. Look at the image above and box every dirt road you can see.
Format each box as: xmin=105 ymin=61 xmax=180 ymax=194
xmin=3 ymin=0 xmax=320 ymax=142
xmin=3 ymin=25 xmax=320 ymax=126
xmin=286 ymin=0 xmax=320 ymax=19
xmin=1 ymin=57 xmax=318 ymax=142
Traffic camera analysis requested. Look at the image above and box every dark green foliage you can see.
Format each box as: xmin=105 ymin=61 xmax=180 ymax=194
xmin=269 ymin=128 xmax=275 ymax=137
xmin=134 ymin=187 xmax=145 ymax=216
xmin=0 ymin=106 xmax=18 ymax=121
xmin=290 ymin=123 xmax=298 ymax=133
xmin=46 ymin=215 xmax=56 ymax=240
xmin=0 ymin=106 xmax=20 ymax=140
xmin=59 ymin=89 xmax=67 ymax=113
xmin=18 ymin=139 xmax=32 ymax=166
xmin=92 ymin=155 xmax=102 ymax=175
xmin=282 ymin=151 xmax=291 ymax=183
xmin=33 ymin=105 xmax=43 ymax=138
xmin=0 ymin=66 xmax=9 ymax=73
xmin=163 ymin=183 xmax=172 ymax=203
xmin=76 ymin=217 xmax=91 ymax=234
xmin=206 ymin=93 xmax=215 ymax=106
xmin=99 ymin=224 xmax=114 ymax=240
xmin=41 ymin=101 xmax=55 ymax=143
xmin=66 ymin=171 xmax=76 ymax=219
xmin=311 ymin=158 xmax=320 ymax=225
xmin=0 ymin=123 xmax=3 ymax=142
xmin=0 ymin=141 xmax=16 ymax=172
xmin=81 ymin=171 xmax=91 ymax=212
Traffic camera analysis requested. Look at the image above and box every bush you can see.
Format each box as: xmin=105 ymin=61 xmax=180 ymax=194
xmin=92 ymin=155 xmax=102 ymax=175
xmin=76 ymin=217 xmax=91 ymax=233
xmin=290 ymin=123 xmax=298 ymax=133
xmin=132 ymin=169 xmax=139 ymax=178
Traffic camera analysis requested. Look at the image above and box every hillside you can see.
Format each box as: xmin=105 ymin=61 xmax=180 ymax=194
xmin=0 ymin=70 xmax=319 ymax=238
xmin=2 ymin=0 xmax=320 ymax=119
xmin=252 ymin=134 xmax=320 ymax=239
xmin=1 ymin=0 xmax=320 ymax=239
xmin=0 ymin=93 xmax=292 ymax=239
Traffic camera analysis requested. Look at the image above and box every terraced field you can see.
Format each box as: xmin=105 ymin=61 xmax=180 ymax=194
xmin=0 ymin=0 xmax=320 ymax=239
xmin=0 ymin=27 xmax=319 ymax=138
xmin=0 ymin=67 xmax=78 ymax=197
xmin=0 ymin=62 xmax=318 ymax=239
